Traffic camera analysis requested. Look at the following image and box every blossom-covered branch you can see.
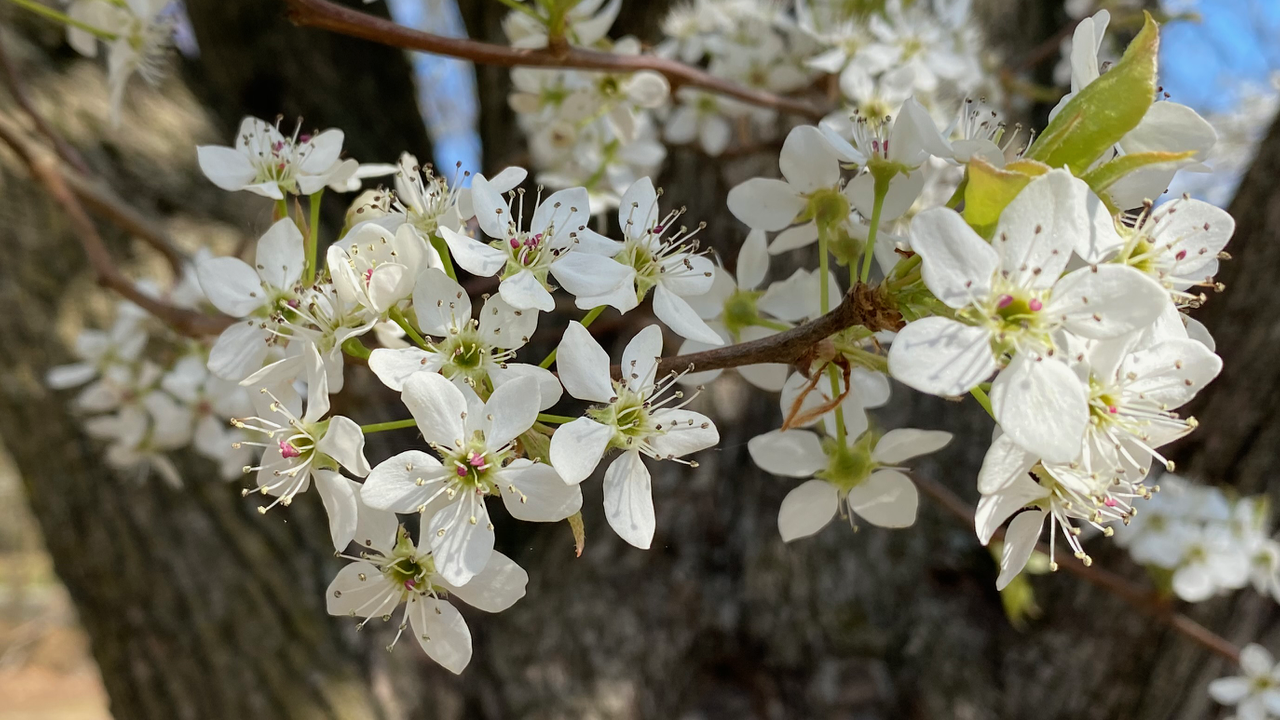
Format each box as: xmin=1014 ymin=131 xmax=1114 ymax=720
xmin=280 ymin=0 xmax=826 ymax=121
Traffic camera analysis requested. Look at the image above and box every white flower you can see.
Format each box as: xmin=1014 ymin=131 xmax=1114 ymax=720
xmin=578 ymin=177 xmax=721 ymax=344
xmin=749 ymin=427 xmax=950 ymax=540
xmin=1172 ymin=525 xmax=1251 ymax=602
xmin=327 ymin=526 xmax=526 ymax=673
xmin=360 ymin=373 xmax=581 ymax=585
xmin=819 ymin=98 xmax=951 ymax=223
xmin=548 ymin=323 xmax=719 ymax=549
xmin=197 ymin=219 xmax=306 ymax=381
xmin=366 ymin=268 xmax=559 ymax=408
xmin=197 ymin=116 xmax=348 ymax=199
xmin=327 ymin=224 xmax=424 ymax=316
xmin=727 ymin=125 xmax=854 ymax=252
xmin=887 ymin=170 xmax=1168 ymax=462
xmin=1081 ymin=196 xmax=1235 ymax=306
xmin=1209 ymin=644 xmax=1280 ymax=720
xmin=663 ymin=88 xmax=743 ymax=157
xmin=440 ymin=180 xmax=632 ymax=312
xmin=383 ymin=156 xmax=527 ymax=240
xmin=233 ymin=346 xmax=373 ymax=550
xmin=46 ymin=306 xmax=148 ymax=393
xmin=103 ymin=0 xmax=173 ymax=124
xmin=778 ymin=368 xmax=891 ymax=439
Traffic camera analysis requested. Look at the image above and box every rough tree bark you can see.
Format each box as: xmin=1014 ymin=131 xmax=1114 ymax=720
xmin=4 ymin=0 xmax=1277 ymax=718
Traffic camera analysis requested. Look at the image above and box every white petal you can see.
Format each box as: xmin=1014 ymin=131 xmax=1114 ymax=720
xmin=317 ymin=416 xmax=371 ymax=477
xmin=768 ymin=222 xmax=820 ymax=254
xmin=887 ymin=318 xmax=996 ymax=396
xmin=483 ymin=376 xmax=540 ymax=448
xmin=602 ymin=451 xmax=655 ymax=549
xmin=437 ymin=551 xmax=528 ymax=613
xmin=255 ymin=218 xmax=306 ymax=289
xmin=621 ymin=324 xmax=663 ymax=394
xmin=871 ymin=429 xmax=952 ymax=464
xmin=647 ymin=409 xmax=719 ymax=458
xmin=1207 ymin=677 xmax=1252 ymax=705
xmin=197 ymin=257 xmax=265 ymax=317
xmin=975 ymin=474 xmax=1050 ymax=545
xmin=550 ymin=252 xmax=634 ymax=299
xmin=1242 ymin=644 xmax=1276 ymax=676
xmin=409 ymin=597 xmax=472 ymax=674
xmin=412 ymin=267 xmax=471 ymax=337
xmin=748 ymin=429 xmax=827 ymax=477
xmin=469 ymin=174 xmax=511 ymax=239
xmin=736 ymin=229 xmax=770 ymax=290
xmin=491 ymin=362 xmax=561 ymax=410
xmin=368 ymin=347 xmax=441 ymax=392
xmin=1172 ymin=564 xmax=1216 ymax=602
xmin=532 ymin=187 xmax=589 ymax=244
xmin=1075 ymin=191 xmax=1125 ymax=263
xmin=298 ymin=129 xmax=344 ymax=175
xmin=995 ymin=509 xmax=1046 ymax=590
xmin=439 ymin=226 xmax=507 ymax=277
xmin=549 ymin=417 xmax=614 ymax=484
xmin=727 ymin=178 xmax=806 ymax=231
xmin=361 ymin=450 xmax=444 ymax=512
xmin=401 ymin=371 xmax=466 ymax=446
xmin=196 ymin=145 xmax=256 ymax=192
xmin=1050 ymin=264 xmax=1169 ymax=340
xmin=847 ymin=470 xmax=918 ymax=528
xmin=779 ymin=125 xmax=840 ymax=193
xmin=618 ymin=176 xmax=658 ymax=233
xmin=47 ymin=362 xmax=98 ymax=390
xmin=428 ymin=496 xmax=494 ymax=586
xmin=207 ymin=322 xmax=270 ymax=381
xmin=990 ymin=354 xmax=1087 ymax=464
xmin=313 ymin=470 xmax=359 ymax=551
xmin=993 ymin=170 xmax=1082 ymax=288
xmin=500 ymin=460 xmax=583 ymax=521
xmin=1122 ymin=339 xmax=1221 ymax=407
xmin=499 ymin=269 xmax=555 ymax=312
xmin=326 ymin=561 xmax=399 ymax=618
xmin=653 ymin=285 xmax=724 ymax=345
xmin=556 ymin=321 xmax=615 ymax=403
xmin=777 ymin=479 xmax=839 ymax=542
xmin=976 ymin=433 xmax=1037 ymax=494
xmin=910 ymin=208 xmax=998 ymax=309
xmin=478 ymin=294 xmax=538 ymax=349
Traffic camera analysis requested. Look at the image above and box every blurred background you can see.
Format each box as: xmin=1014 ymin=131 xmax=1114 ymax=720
xmin=3 ymin=0 xmax=1280 ymax=718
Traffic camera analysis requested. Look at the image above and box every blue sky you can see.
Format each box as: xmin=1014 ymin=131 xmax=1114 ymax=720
xmin=1160 ymin=0 xmax=1280 ymax=111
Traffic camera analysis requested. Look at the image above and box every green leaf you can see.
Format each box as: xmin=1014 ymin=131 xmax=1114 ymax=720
xmin=1025 ymin=12 xmax=1160 ymax=173
xmin=1080 ymin=149 xmax=1197 ymax=196
xmin=964 ymin=159 xmax=1032 ymax=238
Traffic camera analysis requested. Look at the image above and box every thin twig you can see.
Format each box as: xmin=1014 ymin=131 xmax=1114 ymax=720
xmin=912 ymin=474 xmax=1242 ymax=664
xmin=61 ymin=170 xmax=189 ymax=273
xmin=281 ymin=0 xmax=826 ymax=121
xmin=0 ymin=32 xmax=90 ymax=174
xmin=0 ymin=116 xmax=230 ymax=337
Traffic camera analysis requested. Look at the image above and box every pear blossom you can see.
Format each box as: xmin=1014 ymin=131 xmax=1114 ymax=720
xmin=360 ymin=373 xmax=580 ymax=585
xmin=575 ymin=177 xmax=721 ymax=344
xmin=1209 ymin=644 xmax=1280 ymax=720
xmin=233 ymin=346 xmax=374 ymax=550
xmin=502 ymin=0 xmax=622 ymax=49
xmin=1083 ymin=196 xmax=1235 ymax=306
xmin=377 ymin=156 xmax=527 ymax=241
xmin=1173 ymin=525 xmax=1252 ymax=602
xmin=439 ymin=180 xmax=632 ymax=312
xmin=197 ymin=116 xmax=349 ymax=199
xmin=327 ymin=224 xmax=424 ymax=317
xmin=748 ymin=427 xmax=951 ymax=541
xmin=327 ymin=525 xmax=526 ymax=673
xmin=102 ymin=0 xmax=174 ymax=124
xmin=663 ymin=88 xmax=745 ymax=157
xmin=366 ymin=268 xmax=560 ymax=408
xmin=887 ymin=170 xmax=1169 ymax=462
xmin=727 ymin=125 xmax=856 ymax=253
xmin=46 ymin=304 xmax=148 ymax=394
xmin=548 ymin=323 xmax=719 ymax=549
xmin=197 ymin=218 xmax=305 ymax=381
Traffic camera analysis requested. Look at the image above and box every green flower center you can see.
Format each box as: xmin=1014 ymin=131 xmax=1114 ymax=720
xmin=816 ymin=433 xmax=878 ymax=491
xmin=721 ymin=289 xmax=763 ymax=337
xmin=589 ymin=385 xmax=659 ymax=449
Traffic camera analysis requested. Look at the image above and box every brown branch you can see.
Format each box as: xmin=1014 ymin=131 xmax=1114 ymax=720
xmin=615 ymin=283 xmax=901 ymax=380
xmin=0 ymin=116 xmax=231 ymax=338
xmin=281 ymin=0 xmax=826 ymax=121
xmin=0 ymin=32 xmax=90 ymax=175
xmin=912 ymin=474 xmax=1242 ymax=665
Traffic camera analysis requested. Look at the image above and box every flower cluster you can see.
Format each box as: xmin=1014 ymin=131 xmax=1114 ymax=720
xmin=63 ymin=0 xmax=176 ymax=124
xmin=1114 ymin=473 xmax=1280 ymax=604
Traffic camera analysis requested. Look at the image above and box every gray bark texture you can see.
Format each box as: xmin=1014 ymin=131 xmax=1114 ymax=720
xmin=0 ymin=0 xmax=1274 ymax=718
